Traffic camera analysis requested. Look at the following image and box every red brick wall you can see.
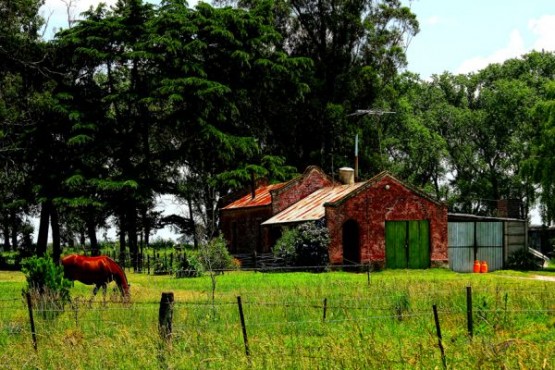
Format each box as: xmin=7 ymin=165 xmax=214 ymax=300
xmin=219 ymin=206 xmax=273 ymax=253
xmin=326 ymin=175 xmax=448 ymax=266
xmin=271 ymin=167 xmax=334 ymax=214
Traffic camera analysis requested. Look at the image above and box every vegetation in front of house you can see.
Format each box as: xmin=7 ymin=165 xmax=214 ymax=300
xmin=1 ymin=269 xmax=554 ymax=369
xmin=273 ymin=221 xmax=330 ymax=269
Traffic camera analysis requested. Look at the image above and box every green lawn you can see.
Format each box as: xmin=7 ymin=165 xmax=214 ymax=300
xmin=1 ymin=268 xmax=554 ymax=369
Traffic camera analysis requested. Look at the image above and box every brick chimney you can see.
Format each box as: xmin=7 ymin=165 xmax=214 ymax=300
xmin=497 ymin=199 xmax=522 ymax=219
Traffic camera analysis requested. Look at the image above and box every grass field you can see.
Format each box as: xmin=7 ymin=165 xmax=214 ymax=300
xmin=1 ymin=268 xmax=554 ymax=369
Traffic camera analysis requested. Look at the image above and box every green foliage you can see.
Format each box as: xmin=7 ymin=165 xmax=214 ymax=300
xmin=198 ymin=235 xmax=234 ymax=272
xmin=176 ymin=252 xmax=205 ymax=278
xmin=294 ymin=221 xmax=330 ymax=268
xmin=273 ymin=227 xmax=300 ymax=266
xmin=21 ymin=256 xmax=72 ymax=317
xmin=274 ymin=221 xmax=330 ymax=269
xmin=506 ymin=248 xmax=543 ymax=271
xmin=149 ymin=238 xmax=175 ymax=250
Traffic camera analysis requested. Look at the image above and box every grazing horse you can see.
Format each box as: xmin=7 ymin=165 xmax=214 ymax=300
xmin=61 ymin=254 xmax=130 ymax=301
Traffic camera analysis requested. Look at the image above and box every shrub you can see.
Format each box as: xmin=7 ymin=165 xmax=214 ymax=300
xmin=273 ymin=221 xmax=330 ymax=269
xmin=198 ymin=235 xmax=234 ymax=272
xmin=295 ymin=221 xmax=330 ymax=269
xmin=176 ymin=252 xmax=204 ymax=278
xmin=21 ymin=256 xmax=72 ymax=318
xmin=506 ymin=248 xmax=543 ymax=271
xmin=273 ymin=227 xmax=300 ymax=266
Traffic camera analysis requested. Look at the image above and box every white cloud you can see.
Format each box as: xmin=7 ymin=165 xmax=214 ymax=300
xmin=426 ymin=15 xmax=441 ymax=26
xmin=456 ymin=29 xmax=525 ymax=75
xmin=530 ymin=15 xmax=555 ymax=51
xmin=456 ymin=14 xmax=555 ymax=76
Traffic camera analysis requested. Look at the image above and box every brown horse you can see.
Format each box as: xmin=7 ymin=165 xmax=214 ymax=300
xmin=61 ymin=254 xmax=130 ymax=300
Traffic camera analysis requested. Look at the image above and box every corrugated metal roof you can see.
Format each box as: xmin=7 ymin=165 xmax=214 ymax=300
xmin=262 ymin=182 xmax=366 ymax=225
xmin=221 ymin=183 xmax=286 ymax=210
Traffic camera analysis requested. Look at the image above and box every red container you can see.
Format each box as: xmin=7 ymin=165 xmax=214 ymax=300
xmin=473 ymin=260 xmax=481 ymax=273
xmin=480 ymin=260 xmax=488 ymax=273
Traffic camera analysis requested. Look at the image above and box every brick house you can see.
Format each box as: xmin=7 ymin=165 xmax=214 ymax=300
xmin=219 ymin=166 xmax=334 ymax=253
xmin=220 ymin=167 xmax=448 ymax=268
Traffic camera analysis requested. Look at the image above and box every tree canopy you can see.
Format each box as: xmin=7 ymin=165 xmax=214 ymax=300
xmin=2 ymin=0 xmax=555 ymax=260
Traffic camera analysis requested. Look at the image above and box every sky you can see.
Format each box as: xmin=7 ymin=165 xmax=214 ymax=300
xmin=402 ymin=0 xmax=555 ymax=79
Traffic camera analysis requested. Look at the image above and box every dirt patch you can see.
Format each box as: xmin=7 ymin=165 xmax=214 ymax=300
xmin=533 ymin=275 xmax=555 ymax=282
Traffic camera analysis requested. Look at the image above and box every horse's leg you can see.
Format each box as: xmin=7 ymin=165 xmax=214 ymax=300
xmin=102 ymin=284 xmax=107 ymax=296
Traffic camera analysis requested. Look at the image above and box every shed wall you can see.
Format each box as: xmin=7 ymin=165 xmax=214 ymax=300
xmin=326 ymin=176 xmax=448 ymax=266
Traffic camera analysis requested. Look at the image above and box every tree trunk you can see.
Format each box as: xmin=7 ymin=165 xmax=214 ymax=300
xmin=118 ymin=211 xmax=127 ymax=267
xmin=36 ymin=200 xmax=51 ymax=257
xmin=51 ymin=205 xmax=61 ymax=262
xmin=127 ymin=204 xmax=138 ymax=272
xmin=87 ymin=218 xmax=99 ymax=256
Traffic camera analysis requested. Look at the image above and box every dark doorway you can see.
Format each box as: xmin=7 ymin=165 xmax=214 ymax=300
xmin=343 ymin=220 xmax=360 ymax=264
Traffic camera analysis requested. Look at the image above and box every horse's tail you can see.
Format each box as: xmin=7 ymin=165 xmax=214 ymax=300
xmin=105 ymin=257 xmax=130 ymax=299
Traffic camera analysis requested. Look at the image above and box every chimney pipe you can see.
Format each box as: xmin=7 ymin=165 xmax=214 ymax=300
xmin=339 ymin=167 xmax=355 ymax=185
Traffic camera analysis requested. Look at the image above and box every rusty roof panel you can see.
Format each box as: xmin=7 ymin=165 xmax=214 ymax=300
xmin=221 ymin=183 xmax=286 ymax=210
xmin=261 ymin=182 xmax=365 ymax=225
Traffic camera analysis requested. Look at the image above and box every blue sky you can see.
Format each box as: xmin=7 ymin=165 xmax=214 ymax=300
xmin=403 ymin=0 xmax=555 ymax=79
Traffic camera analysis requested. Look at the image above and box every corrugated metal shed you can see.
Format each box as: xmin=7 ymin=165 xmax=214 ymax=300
xmin=262 ymin=182 xmax=365 ymax=225
xmin=448 ymin=213 xmax=527 ymax=272
xmin=221 ymin=183 xmax=285 ymax=210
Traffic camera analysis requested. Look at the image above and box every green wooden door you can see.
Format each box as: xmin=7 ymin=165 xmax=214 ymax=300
xmin=386 ymin=220 xmax=430 ymax=269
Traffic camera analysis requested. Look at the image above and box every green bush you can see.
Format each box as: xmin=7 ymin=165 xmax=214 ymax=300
xmin=21 ymin=256 xmax=72 ymax=318
xmin=198 ymin=235 xmax=234 ymax=272
xmin=176 ymin=252 xmax=205 ymax=278
xmin=273 ymin=221 xmax=330 ymax=269
xmin=272 ymin=227 xmax=300 ymax=266
xmin=506 ymin=248 xmax=543 ymax=271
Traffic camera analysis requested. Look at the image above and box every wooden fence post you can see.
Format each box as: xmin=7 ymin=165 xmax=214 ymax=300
xmin=158 ymin=292 xmax=174 ymax=340
xmin=237 ymin=296 xmax=250 ymax=359
xmin=25 ymin=292 xmax=37 ymax=351
xmin=433 ymin=304 xmax=446 ymax=370
xmin=467 ymin=286 xmax=473 ymax=338
xmin=323 ymin=298 xmax=328 ymax=322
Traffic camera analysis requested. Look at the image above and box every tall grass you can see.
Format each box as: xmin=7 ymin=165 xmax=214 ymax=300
xmin=0 ymin=269 xmax=554 ymax=369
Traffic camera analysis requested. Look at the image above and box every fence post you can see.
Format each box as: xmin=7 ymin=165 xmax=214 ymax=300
xmin=158 ymin=292 xmax=174 ymax=340
xmin=147 ymin=255 xmax=150 ymax=275
xmin=466 ymin=286 xmax=473 ymax=338
xmin=432 ymin=304 xmax=446 ymax=370
xmin=237 ymin=296 xmax=250 ymax=359
xmin=367 ymin=263 xmax=371 ymax=286
xmin=25 ymin=292 xmax=37 ymax=351
xmin=323 ymin=298 xmax=328 ymax=322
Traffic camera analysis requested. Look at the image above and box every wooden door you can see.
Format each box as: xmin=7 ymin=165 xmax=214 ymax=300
xmin=386 ymin=220 xmax=430 ymax=269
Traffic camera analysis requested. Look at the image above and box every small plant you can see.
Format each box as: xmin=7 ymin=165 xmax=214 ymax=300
xmin=21 ymin=256 xmax=72 ymax=318
xmin=392 ymin=292 xmax=411 ymax=321
xmin=198 ymin=235 xmax=234 ymax=273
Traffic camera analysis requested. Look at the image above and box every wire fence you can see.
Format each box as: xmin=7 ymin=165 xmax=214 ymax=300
xmin=1 ymin=281 xmax=554 ymax=368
